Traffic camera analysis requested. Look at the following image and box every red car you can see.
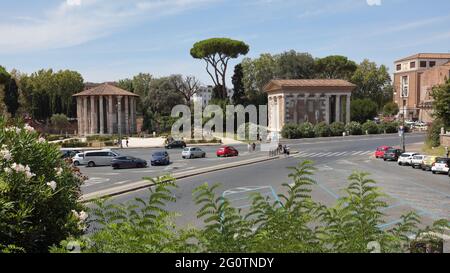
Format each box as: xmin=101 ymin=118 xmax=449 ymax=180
xmin=216 ymin=146 xmax=239 ymax=157
xmin=375 ymin=146 xmax=392 ymax=158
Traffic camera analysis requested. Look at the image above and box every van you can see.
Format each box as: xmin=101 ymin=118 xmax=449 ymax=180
xmin=82 ymin=149 xmax=119 ymax=167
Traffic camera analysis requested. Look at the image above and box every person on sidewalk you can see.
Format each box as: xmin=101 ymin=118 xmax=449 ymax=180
xmin=252 ymin=142 xmax=256 ymax=152
xmin=126 ymin=138 xmax=129 ymax=148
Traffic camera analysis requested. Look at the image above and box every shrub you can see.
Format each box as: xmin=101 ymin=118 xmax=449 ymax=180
xmin=380 ymin=121 xmax=399 ymax=134
xmin=61 ymin=139 xmax=88 ymax=148
xmin=426 ymin=119 xmax=445 ymax=147
xmin=281 ymin=124 xmax=301 ymax=139
xmin=50 ymin=114 xmax=70 ymax=134
xmin=329 ymin=122 xmax=345 ymax=136
xmin=362 ymin=120 xmax=380 ymax=134
xmin=345 ymin=121 xmax=363 ymax=135
xmin=86 ymin=135 xmax=115 ymax=142
xmin=314 ymin=122 xmax=331 ymax=137
xmin=299 ymin=122 xmax=315 ymax=138
xmin=383 ymin=102 xmax=399 ymax=116
xmin=0 ymin=119 xmax=86 ymax=253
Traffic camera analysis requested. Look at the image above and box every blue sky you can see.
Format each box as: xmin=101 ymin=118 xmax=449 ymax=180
xmin=1 ymin=0 xmax=450 ymax=85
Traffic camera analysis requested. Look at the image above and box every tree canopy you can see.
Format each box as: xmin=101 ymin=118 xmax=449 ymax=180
xmin=191 ymin=38 xmax=249 ymax=99
xmin=315 ymin=55 xmax=357 ymax=80
xmin=431 ymin=79 xmax=450 ymax=128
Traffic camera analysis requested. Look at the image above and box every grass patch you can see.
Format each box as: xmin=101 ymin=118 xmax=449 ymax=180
xmin=422 ymin=145 xmax=447 ymax=157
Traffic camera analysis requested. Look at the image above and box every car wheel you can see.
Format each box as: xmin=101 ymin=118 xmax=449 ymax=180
xmin=88 ymin=161 xmax=96 ymax=168
xmin=202 ymin=153 xmax=206 ymax=158
xmin=432 ymin=171 xmax=436 ymax=174
xmin=73 ymin=161 xmax=80 ymax=166
xmin=383 ymin=158 xmax=386 ymax=161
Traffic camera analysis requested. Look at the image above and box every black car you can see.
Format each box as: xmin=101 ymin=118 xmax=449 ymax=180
xmin=61 ymin=149 xmax=81 ymax=159
xmin=165 ymin=140 xmax=186 ymax=149
xmin=151 ymin=151 xmax=170 ymax=166
xmin=383 ymin=148 xmax=403 ymax=161
xmin=111 ymin=156 xmax=147 ymax=169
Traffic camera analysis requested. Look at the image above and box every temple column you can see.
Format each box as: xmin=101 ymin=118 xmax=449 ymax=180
xmin=90 ymin=96 xmax=97 ymax=134
xmin=99 ymin=96 xmax=104 ymax=134
xmin=83 ymin=96 xmax=88 ymax=136
xmin=76 ymin=97 xmax=82 ymax=135
xmin=335 ymin=94 xmax=341 ymax=123
xmin=108 ymin=96 xmax=114 ymax=135
xmin=125 ymin=96 xmax=130 ymax=135
xmin=293 ymin=94 xmax=299 ymax=124
xmin=346 ymin=94 xmax=351 ymax=124
xmin=324 ymin=94 xmax=331 ymax=124
xmin=130 ymin=97 xmax=136 ymax=134
xmin=303 ymin=93 xmax=309 ymax=122
xmin=117 ymin=96 xmax=123 ymax=135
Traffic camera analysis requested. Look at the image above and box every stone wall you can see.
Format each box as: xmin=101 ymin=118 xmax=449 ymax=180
xmin=440 ymin=134 xmax=450 ymax=147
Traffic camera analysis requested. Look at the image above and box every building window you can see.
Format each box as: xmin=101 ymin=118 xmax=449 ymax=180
xmin=410 ymin=62 xmax=416 ymax=69
xmin=401 ymin=76 xmax=409 ymax=98
xmin=420 ymin=61 xmax=427 ymax=68
xmin=429 ymin=61 xmax=436 ymax=67
xmin=396 ymin=64 xmax=401 ymax=71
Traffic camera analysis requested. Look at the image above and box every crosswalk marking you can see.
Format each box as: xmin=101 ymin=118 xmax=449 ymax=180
xmin=293 ymin=150 xmax=374 ymax=159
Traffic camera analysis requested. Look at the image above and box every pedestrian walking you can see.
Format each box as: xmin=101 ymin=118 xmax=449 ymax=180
xmin=252 ymin=142 xmax=256 ymax=152
xmin=126 ymin=138 xmax=129 ymax=148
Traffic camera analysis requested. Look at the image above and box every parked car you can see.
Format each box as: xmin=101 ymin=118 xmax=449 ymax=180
xmin=398 ymin=152 xmax=418 ymax=166
xmin=151 ymin=151 xmax=170 ymax=166
xmin=182 ymin=147 xmax=206 ymax=159
xmin=375 ymin=146 xmax=392 ymax=158
xmin=61 ymin=149 xmax=81 ymax=159
xmin=216 ymin=146 xmax=239 ymax=157
xmin=72 ymin=153 xmax=85 ymax=166
xmin=421 ymin=156 xmax=438 ymax=171
xmin=410 ymin=155 xmax=426 ymax=169
xmin=383 ymin=148 xmax=403 ymax=161
xmin=165 ymin=140 xmax=186 ymax=149
xmin=431 ymin=158 xmax=450 ymax=175
xmin=111 ymin=156 xmax=147 ymax=169
xmin=82 ymin=149 xmax=119 ymax=167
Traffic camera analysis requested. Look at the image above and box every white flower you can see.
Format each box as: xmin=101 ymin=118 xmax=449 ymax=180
xmin=46 ymin=181 xmax=57 ymax=191
xmin=24 ymin=124 xmax=35 ymax=132
xmin=79 ymin=211 xmax=88 ymax=221
xmin=38 ymin=137 xmax=46 ymax=143
xmin=25 ymin=171 xmax=35 ymax=179
xmin=0 ymin=149 xmax=11 ymax=161
xmin=3 ymin=167 xmax=12 ymax=174
xmin=55 ymin=167 xmax=63 ymax=176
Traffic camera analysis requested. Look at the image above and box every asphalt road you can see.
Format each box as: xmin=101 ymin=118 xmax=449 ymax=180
xmin=85 ymin=132 xmax=450 ymax=230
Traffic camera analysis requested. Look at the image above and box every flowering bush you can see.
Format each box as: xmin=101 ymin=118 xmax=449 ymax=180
xmin=345 ymin=121 xmax=363 ymax=135
xmin=362 ymin=120 xmax=380 ymax=135
xmin=0 ymin=119 xmax=86 ymax=253
xmin=329 ymin=122 xmax=345 ymax=136
xmin=314 ymin=122 xmax=331 ymax=137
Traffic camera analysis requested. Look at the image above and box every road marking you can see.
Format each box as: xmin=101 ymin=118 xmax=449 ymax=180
xmin=114 ymin=180 xmax=131 ymax=185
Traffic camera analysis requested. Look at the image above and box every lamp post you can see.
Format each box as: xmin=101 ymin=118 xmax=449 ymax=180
xmin=401 ymin=100 xmax=406 ymax=152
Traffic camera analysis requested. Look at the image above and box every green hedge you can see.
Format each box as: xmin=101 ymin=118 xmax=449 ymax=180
xmin=330 ymin=122 xmax=345 ymax=136
xmin=61 ymin=140 xmax=88 ymax=148
xmin=362 ymin=121 xmax=380 ymax=135
xmin=314 ymin=122 xmax=331 ymax=137
xmin=345 ymin=122 xmax=363 ymax=135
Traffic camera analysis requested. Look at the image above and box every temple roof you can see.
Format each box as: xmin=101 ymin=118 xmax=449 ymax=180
xmin=73 ymin=83 xmax=139 ymax=97
xmin=264 ymin=79 xmax=356 ymax=92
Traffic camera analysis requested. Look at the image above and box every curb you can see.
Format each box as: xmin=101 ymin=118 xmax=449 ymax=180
xmin=80 ymin=155 xmax=280 ymax=202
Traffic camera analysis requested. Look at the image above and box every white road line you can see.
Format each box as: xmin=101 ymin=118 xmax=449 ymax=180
xmin=114 ymin=180 xmax=131 ymax=185
xmin=352 ymin=151 xmax=365 ymax=155
xmin=326 ymin=152 xmax=341 ymax=157
xmin=335 ymin=152 xmax=347 ymax=156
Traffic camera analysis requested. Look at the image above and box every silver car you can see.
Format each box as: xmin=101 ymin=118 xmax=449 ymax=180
xmin=82 ymin=149 xmax=119 ymax=167
xmin=72 ymin=153 xmax=86 ymax=166
xmin=182 ymin=147 xmax=206 ymax=159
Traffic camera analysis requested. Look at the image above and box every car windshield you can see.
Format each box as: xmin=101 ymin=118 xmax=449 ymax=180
xmin=153 ymin=152 xmax=165 ymax=157
xmin=183 ymin=148 xmax=189 ymax=152
xmin=413 ymin=156 xmax=422 ymax=159
xmin=436 ymin=159 xmax=447 ymax=163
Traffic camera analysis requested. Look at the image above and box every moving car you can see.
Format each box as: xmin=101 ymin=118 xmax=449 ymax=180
xmin=410 ymin=155 xmax=426 ymax=169
xmin=216 ymin=146 xmax=239 ymax=157
xmin=72 ymin=153 xmax=85 ymax=166
xmin=111 ymin=156 xmax=147 ymax=169
xmin=421 ymin=156 xmax=438 ymax=171
xmin=398 ymin=152 xmax=418 ymax=166
xmin=83 ymin=149 xmax=119 ymax=167
xmin=165 ymin=140 xmax=186 ymax=149
xmin=182 ymin=147 xmax=206 ymax=159
xmin=151 ymin=151 xmax=170 ymax=166
xmin=375 ymin=146 xmax=391 ymax=158
xmin=431 ymin=157 xmax=450 ymax=175
xmin=383 ymin=148 xmax=403 ymax=161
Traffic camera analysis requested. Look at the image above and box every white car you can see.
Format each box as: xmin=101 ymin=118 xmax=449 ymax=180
xmin=398 ymin=152 xmax=418 ymax=166
xmin=431 ymin=158 xmax=450 ymax=175
xmin=82 ymin=149 xmax=119 ymax=167
xmin=182 ymin=147 xmax=206 ymax=159
xmin=410 ymin=155 xmax=426 ymax=169
xmin=72 ymin=153 xmax=85 ymax=166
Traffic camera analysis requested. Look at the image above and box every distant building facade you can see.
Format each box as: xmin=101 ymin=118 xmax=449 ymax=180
xmin=393 ymin=53 xmax=450 ymax=122
xmin=192 ymin=85 xmax=234 ymax=106
xmin=264 ymin=79 xmax=356 ymax=133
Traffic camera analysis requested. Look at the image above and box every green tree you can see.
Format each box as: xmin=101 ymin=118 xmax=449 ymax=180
xmin=351 ymin=59 xmax=392 ymax=108
xmin=315 ymin=55 xmax=357 ymax=80
xmin=383 ymin=102 xmax=399 ymax=116
xmin=190 ymin=38 xmax=249 ymax=99
xmin=0 ymin=66 xmax=19 ymax=116
xmin=170 ymin=75 xmax=200 ymax=105
xmin=241 ymin=53 xmax=276 ymax=105
xmin=231 ymin=64 xmax=246 ymax=105
xmin=275 ymin=50 xmax=315 ymax=79
xmin=50 ymin=114 xmax=70 ymax=134
xmin=351 ymin=99 xmax=378 ymax=123
xmin=430 ymin=79 xmax=450 ymax=128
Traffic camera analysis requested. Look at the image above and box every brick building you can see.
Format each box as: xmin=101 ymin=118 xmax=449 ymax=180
xmin=393 ymin=53 xmax=450 ymax=122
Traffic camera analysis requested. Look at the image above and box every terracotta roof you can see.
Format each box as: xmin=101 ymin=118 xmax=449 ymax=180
xmin=395 ymin=53 xmax=450 ymax=63
xmin=264 ymin=79 xmax=356 ymax=92
xmin=73 ymin=83 xmax=139 ymax=97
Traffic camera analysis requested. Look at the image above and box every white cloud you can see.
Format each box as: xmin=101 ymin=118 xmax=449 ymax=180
xmin=366 ymin=0 xmax=381 ymax=6
xmin=0 ymin=0 xmax=218 ymax=53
